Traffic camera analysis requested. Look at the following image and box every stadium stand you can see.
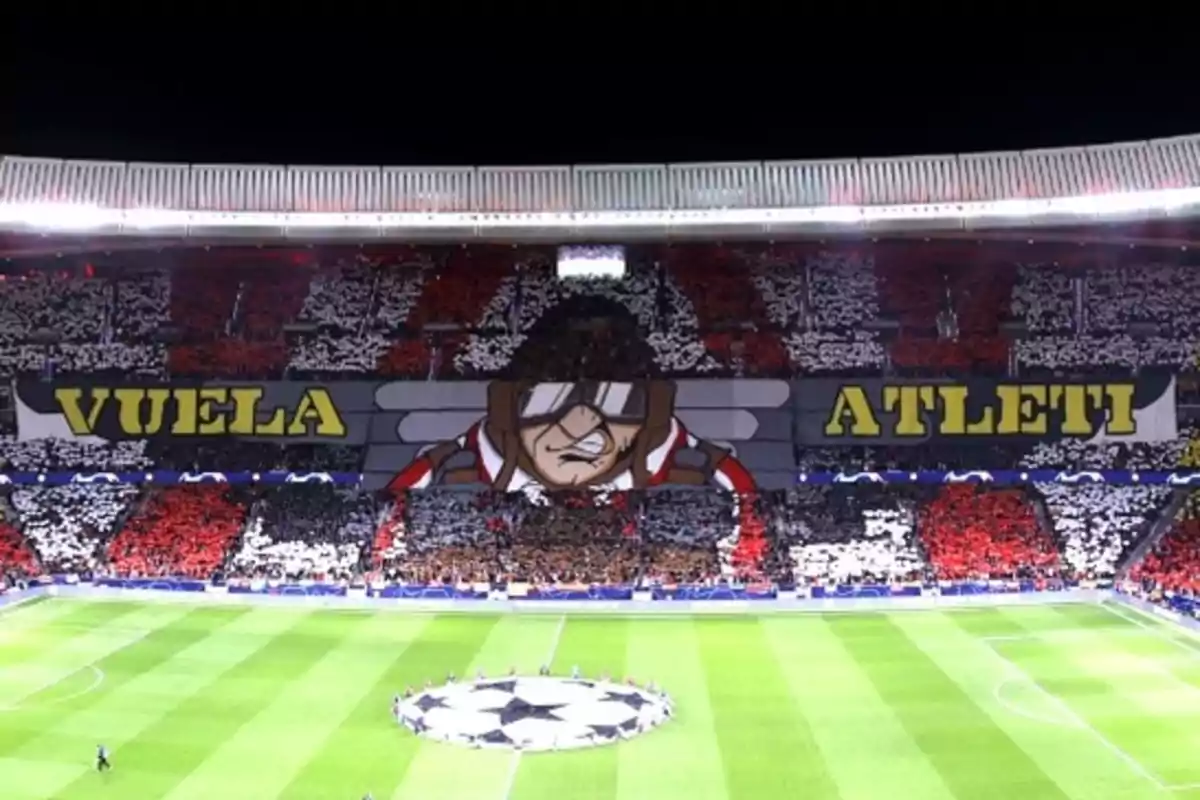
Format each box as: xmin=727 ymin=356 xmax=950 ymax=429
xmin=106 ymin=486 xmax=250 ymax=578
xmin=1128 ymin=420 xmax=1200 ymax=597
xmin=12 ymin=485 xmax=137 ymax=572
xmin=0 ymin=437 xmax=152 ymax=471
xmin=877 ymin=255 xmax=1012 ymax=374
xmin=919 ymin=485 xmax=1058 ymax=580
xmin=0 ymin=520 xmax=36 ymax=577
xmin=0 ymin=240 xmax=1198 ymax=591
xmin=1022 ymin=436 xmax=1193 ymax=578
xmin=230 ymin=486 xmax=380 ymax=581
xmin=779 ymin=252 xmax=886 ymax=375
xmin=1013 ymin=262 xmax=1200 ymax=371
xmin=776 ymin=485 xmax=923 ymax=584
xmin=0 ymin=246 xmax=1198 ymax=381
xmin=1130 ymin=495 xmax=1200 ymax=595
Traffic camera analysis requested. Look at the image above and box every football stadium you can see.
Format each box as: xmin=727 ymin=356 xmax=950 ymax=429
xmin=0 ymin=138 xmax=1199 ymax=799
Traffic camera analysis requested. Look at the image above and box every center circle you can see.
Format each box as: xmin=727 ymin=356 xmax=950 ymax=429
xmin=397 ymin=675 xmax=673 ymax=752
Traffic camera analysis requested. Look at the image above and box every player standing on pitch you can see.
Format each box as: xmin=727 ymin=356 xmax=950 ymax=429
xmin=96 ymin=744 xmax=111 ymax=772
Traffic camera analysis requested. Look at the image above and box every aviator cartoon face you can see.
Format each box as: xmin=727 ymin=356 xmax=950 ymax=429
xmin=384 ymin=377 xmax=774 ymax=497
xmin=514 ymin=382 xmax=647 ymax=486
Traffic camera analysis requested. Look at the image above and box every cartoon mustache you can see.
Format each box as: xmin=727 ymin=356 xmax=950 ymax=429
xmin=547 ymin=430 xmax=609 ymax=457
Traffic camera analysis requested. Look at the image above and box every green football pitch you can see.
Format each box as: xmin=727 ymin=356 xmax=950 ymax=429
xmin=1 ymin=598 xmax=1199 ymax=800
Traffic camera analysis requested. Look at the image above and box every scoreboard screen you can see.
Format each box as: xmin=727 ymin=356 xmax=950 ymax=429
xmin=556 ymin=245 xmax=626 ymax=279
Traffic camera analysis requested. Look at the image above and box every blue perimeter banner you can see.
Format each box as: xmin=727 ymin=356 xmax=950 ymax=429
xmin=1 ymin=469 xmax=1198 ymax=486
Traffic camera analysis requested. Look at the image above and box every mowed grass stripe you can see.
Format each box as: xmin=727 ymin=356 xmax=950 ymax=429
xmin=1049 ymin=604 xmax=1200 ymax=706
xmin=0 ymin=606 xmax=253 ymax=800
xmin=934 ymin=607 xmax=1162 ymax=799
xmin=0 ymin=602 xmax=196 ymax=711
xmin=6 ymin=607 xmax=303 ymax=799
xmin=161 ymin=612 xmax=434 ymax=800
xmin=1091 ymin=604 xmax=1200 ymax=692
xmin=616 ymin=619 xmax=728 ymax=800
xmin=0 ymin=600 xmax=159 ymax=671
xmin=1004 ymin=606 xmax=1200 ymax=788
xmin=835 ymin=613 xmax=1069 ymax=800
xmin=1103 ymin=602 xmax=1200 ymax=653
xmin=1097 ymin=601 xmax=1200 ymax=647
xmin=0 ymin=597 xmax=106 ymax=648
xmin=999 ymin=636 xmax=1197 ymax=788
xmin=0 ymin=594 xmax=48 ymax=618
xmin=277 ymin=614 xmax=502 ymax=800
xmin=995 ymin=603 xmax=1130 ymax=634
xmin=698 ymin=618 xmax=838 ymax=800
xmin=997 ymin=604 xmax=1200 ymax=787
xmin=393 ymin=615 xmax=566 ymax=800
xmin=511 ymin=618 xmax=628 ymax=800
xmin=48 ymin=608 xmax=371 ymax=799
xmin=762 ymin=616 xmax=956 ymax=800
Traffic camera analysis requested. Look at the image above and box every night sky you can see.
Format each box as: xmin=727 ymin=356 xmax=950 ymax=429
xmin=4 ymin=32 xmax=1192 ymax=169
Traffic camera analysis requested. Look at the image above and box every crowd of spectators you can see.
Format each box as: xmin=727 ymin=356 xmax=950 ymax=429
xmin=12 ymin=484 xmax=137 ymax=572
xmin=1021 ymin=437 xmax=1191 ymax=579
xmin=106 ymin=486 xmax=250 ymax=579
xmin=0 ymin=520 xmax=36 ymax=579
xmin=1130 ymin=495 xmax=1200 ymax=596
xmin=1013 ymin=262 xmax=1200 ymax=372
xmin=374 ymin=489 xmax=727 ymax=586
xmin=1128 ymin=431 xmax=1200 ymax=600
xmin=919 ymin=485 xmax=1059 ymax=580
xmin=0 ymin=246 xmax=1196 ymax=379
xmin=229 ymin=486 xmax=381 ymax=582
xmin=0 ymin=246 xmax=1198 ymax=592
xmin=775 ymin=485 xmax=923 ymax=583
xmin=0 ymin=438 xmax=152 ymax=472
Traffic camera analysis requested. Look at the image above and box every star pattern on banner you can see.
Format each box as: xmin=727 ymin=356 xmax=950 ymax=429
xmin=397 ymin=676 xmax=672 ymax=752
xmin=600 ymin=690 xmax=654 ymax=710
xmin=478 ymin=729 xmax=515 ymax=745
xmin=414 ymin=695 xmax=449 ymax=712
xmin=472 ymin=680 xmax=519 ymax=694
xmin=483 ymin=697 xmax=568 ymax=726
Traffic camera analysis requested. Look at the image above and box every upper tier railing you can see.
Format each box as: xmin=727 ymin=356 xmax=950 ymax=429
xmin=3 ymin=134 xmax=1200 ymax=239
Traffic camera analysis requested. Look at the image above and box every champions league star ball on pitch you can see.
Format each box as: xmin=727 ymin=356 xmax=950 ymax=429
xmin=397 ymin=676 xmax=673 ymax=752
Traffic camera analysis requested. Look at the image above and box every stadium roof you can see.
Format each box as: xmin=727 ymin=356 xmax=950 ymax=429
xmin=3 ymin=135 xmax=1200 ymax=243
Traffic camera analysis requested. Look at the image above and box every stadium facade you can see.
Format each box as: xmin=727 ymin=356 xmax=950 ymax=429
xmin=3 ymin=134 xmax=1200 ymax=241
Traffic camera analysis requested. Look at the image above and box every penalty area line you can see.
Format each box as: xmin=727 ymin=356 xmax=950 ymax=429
xmin=1100 ymin=601 xmax=1200 ymax=656
xmin=990 ymin=678 xmax=1080 ymax=728
xmin=978 ymin=626 xmax=1174 ymax=645
xmin=982 ymin=639 xmax=1168 ymax=790
xmin=1165 ymin=781 xmax=1200 ymax=792
xmin=500 ymin=614 xmax=566 ymax=800
xmin=0 ymin=664 xmax=106 ymax=712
